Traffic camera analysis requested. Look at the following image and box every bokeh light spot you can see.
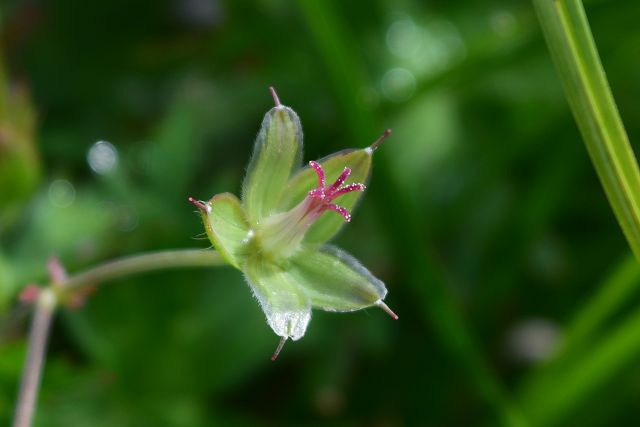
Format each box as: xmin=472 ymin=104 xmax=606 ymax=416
xmin=490 ymin=10 xmax=518 ymax=37
xmin=48 ymin=179 xmax=76 ymax=208
xmin=381 ymin=68 xmax=416 ymax=102
xmin=506 ymin=318 xmax=560 ymax=364
xmin=87 ymin=140 xmax=119 ymax=175
xmin=386 ymin=17 xmax=422 ymax=59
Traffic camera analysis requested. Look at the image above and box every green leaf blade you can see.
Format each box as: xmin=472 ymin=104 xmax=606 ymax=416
xmin=533 ymin=0 xmax=640 ymax=259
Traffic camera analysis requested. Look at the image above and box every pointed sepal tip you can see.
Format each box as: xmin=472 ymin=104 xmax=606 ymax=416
xmin=370 ymin=129 xmax=392 ymax=152
xmin=269 ymin=86 xmax=281 ymax=107
xmin=188 ymin=196 xmax=208 ymax=212
xmin=271 ymin=336 xmax=288 ymax=361
xmin=376 ymin=300 xmax=399 ymax=320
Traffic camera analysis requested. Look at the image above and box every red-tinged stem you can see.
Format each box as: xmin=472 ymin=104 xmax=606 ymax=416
xmin=271 ymin=336 xmax=287 ymax=361
xmin=46 ymin=257 xmax=67 ymax=285
xmin=13 ymin=249 xmax=224 ymax=427
xmin=377 ymin=300 xmax=399 ymax=320
xmin=13 ymin=291 xmax=56 ymax=427
xmin=188 ymin=197 xmax=207 ymax=212
xmin=269 ymin=86 xmax=281 ymax=107
xmin=370 ymin=129 xmax=392 ymax=151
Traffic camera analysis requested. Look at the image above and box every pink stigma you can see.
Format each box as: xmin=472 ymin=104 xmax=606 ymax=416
xmin=307 ymin=161 xmax=366 ymax=222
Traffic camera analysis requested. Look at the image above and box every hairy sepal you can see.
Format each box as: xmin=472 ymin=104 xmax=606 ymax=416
xmin=242 ymin=106 xmax=303 ymax=225
xmin=244 ymin=256 xmax=311 ymax=340
xmin=287 ymin=245 xmax=387 ymax=312
xmin=203 ymin=192 xmax=251 ymax=269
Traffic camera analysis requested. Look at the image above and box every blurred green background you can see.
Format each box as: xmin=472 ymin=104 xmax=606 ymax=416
xmin=2 ymin=0 xmax=640 ymax=425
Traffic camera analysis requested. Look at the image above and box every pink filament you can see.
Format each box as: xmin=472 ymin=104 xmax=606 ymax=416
xmin=306 ymin=161 xmax=366 ymax=222
xmin=327 ymin=204 xmax=352 ymax=222
xmin=327 ymin=167 xmax=351 ymax=193
xmin=309 ymin=161 xmax=326 ymax=189
xmin=333 ymin=183 xmax=366 ymax=197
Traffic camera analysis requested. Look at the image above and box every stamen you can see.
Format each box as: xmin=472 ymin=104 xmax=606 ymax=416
xmin=328 ymin=167 xmax=351 ymax=193
xmin=327 ymin=204 xmax=352 ymax=222
xmin=333 ymin=183 xmax=366 ymax=197
xmin=269 ymin=86 xmax=281 ymax=107
xmin=302 ymin=160 xmax=364 ymax=222
xmin=188 ymin=197 xmax=208 ymax=212
xmin=370 ymin=129 xmax=392 ymax=151
xmin=309 ymin=161 xmax=326 ymax=189
xmin=376 ymin=300 xmax=399 ymax=320
xmin=271 ymin=336 xmax=287 ymax=361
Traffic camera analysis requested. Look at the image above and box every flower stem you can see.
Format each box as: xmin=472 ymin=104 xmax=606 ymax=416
xmin=13 ymin=248 xmax=223 ymax=427
xmin=62 ymin=249 xmax=223 ymax=292
xmin=13 ymin=290 xmax=56 ymax=427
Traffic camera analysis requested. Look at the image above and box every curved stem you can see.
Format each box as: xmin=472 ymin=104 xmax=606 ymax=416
xmin=62 ymin=249 xmax=223 ymax=292
xmin=13 ymin=248 xmax=223 ymax=427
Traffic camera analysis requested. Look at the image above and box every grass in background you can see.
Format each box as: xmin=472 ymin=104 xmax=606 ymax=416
xmin=2 ymin=0 xmax=640 ymax=425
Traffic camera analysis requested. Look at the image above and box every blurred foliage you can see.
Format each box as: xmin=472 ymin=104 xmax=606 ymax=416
xmin=1 ymin=0 xmax=640 ymax=426
xmin=0 ymin=54 xmax=40 ymax=235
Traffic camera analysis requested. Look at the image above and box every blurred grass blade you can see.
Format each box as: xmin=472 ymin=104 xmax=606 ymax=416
xmin=533 ymin=0 xmax=640 ymax=259
xmin=558 ymin=255 xmax=640 ymax=356
xmin=521 ymin=303 xmax=640 ymax=426
xmin=519 ymin=255 xmax=640 ymax=419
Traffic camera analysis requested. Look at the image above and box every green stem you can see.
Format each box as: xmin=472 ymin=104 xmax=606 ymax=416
xmin=532 ymin=0 xmax=640 ymax=259
xmin=13 ymin=248 xmax=223 ymax=427
xmin=62 ymin=249 xmax=223 ymax=292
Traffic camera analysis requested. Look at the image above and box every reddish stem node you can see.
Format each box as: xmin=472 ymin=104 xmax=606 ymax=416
xmin=377 ymin=300 xmax=399 ymax=320
xmin=188 ymin=197 xmax=207 ymax=212
xmin=19 ymin=285 xmax=41 ymax=304
xmin=271 ymin=336 xmax=287 ymax=361
xmin=47 ymin=256 xmax=67 ymax=284
xmin=269 ymin=86 xmax=281 ymax=107
xmin=370 ymin=129 xmax=392 ymax=151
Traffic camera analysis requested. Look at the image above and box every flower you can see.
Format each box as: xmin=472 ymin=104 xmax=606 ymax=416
xmin=189 ymin=87 xmax=397 ymax=360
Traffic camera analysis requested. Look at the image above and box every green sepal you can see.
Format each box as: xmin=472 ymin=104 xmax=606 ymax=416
xmin=287 ymin=245 xmax=387 ymax=312
xmin=244 ymin=256 xmax=311 ymax=340
xmin=242 ymin=105 xmax=303 ymax=225
xmin=278 ymin=149 xmax=372 ymax=245
xmin=202 ymin=192 xmax=251 ymax=269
